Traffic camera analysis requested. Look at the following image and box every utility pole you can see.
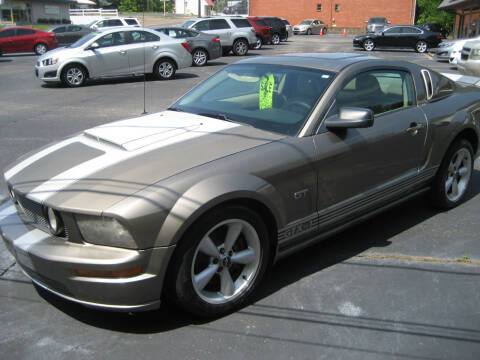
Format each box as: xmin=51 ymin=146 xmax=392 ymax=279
xmin=198 ymin=0 xmax=201 ymax=16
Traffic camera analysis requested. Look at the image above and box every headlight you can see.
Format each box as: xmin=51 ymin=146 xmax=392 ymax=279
xmin=470 ymin=49 xmax=480 ymax=60
xmin=76 ymin=214 xmax=137 ymax=249
xmin=45 ymin=207 xmax=64 ymax=236
xmin=42 ymin=58 xmax=58 ymax=66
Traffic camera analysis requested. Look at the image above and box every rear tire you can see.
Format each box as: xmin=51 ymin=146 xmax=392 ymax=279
xmin=271 ymin=33 xmax=280 ymax=45
xmin=34 ymin=43 xmax=48 ymax=55
xmin=415 ymin=40 xmax=428 ymax=53
xmin=168 ymin=205 xmax=271 ymax=318
xmin=192 ymin=48 xmax=208 ymax=66
xmin=430 ymin=139 xmax=474 ymax=209
xmin=232 ymin=38 xmax=248 ymax=56
xmin=154 ymin=58 xmax=176 ymax=80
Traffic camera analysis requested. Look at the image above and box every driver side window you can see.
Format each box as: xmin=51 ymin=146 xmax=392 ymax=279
xmin=96 ymin=32 xmax=126 ymax=47
xmin=332 ymin=70 xmax=415 ymax=117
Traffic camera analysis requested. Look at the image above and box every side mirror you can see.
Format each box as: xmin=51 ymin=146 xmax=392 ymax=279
xmin=325 ymin=107 xmax=374 ymax=129
xmin=86 ymin=42 xmax=99 ymax=51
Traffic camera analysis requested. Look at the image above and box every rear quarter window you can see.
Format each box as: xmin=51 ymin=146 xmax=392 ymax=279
xmin=231 ymin=19 xmax=252 ymax=28
xmin=125 ymin=19 xmax=139 ymax=25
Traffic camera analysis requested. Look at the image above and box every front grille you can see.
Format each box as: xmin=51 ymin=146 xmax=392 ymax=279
xmin=14 ymin=192 xmax=68 ymax=238
xmin=44 ymin=70 xmax=57 ymax=78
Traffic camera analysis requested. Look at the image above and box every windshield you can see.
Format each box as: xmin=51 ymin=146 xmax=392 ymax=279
xmin=69 ymin=32 xmax=98 ymax=48
xmin=172 ymin=64 xmax=334 ymax=136
xmin=180 ymin=20 xmax=196 ymax=28
xmin=300 ymin=20 xmax=312 ymax=25
xmin=369 ymin=17 xmax=386 ymax=24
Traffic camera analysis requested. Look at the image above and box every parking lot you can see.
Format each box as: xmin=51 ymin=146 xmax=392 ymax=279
xmin=1 ymin=35 xmax=479 ymax=359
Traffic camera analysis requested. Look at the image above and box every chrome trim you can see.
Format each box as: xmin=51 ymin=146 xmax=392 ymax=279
xmin=421 ymin=69 xmax=433 ymax=100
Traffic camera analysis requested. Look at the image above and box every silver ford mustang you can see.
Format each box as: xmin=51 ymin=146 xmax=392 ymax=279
xmin=2 ymin=53 xmax=480 ymax=317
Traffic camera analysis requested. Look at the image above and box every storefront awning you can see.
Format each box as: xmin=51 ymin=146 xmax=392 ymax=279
xmin=438 ymin=0 xmax=480 ymax=11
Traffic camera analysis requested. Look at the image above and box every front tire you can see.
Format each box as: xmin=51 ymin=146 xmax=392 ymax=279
xmin=154 ymin=58 xmax=176 ymax=80
xmin=232 ymin=38 xmax=248 ymax=56
xmin=363 ymin=39 xmax=375 ymax=51
xmin=169 ymin=205 xmax=270 ymax=317
xmin=253 ymin=36 xmax=262 ymax=50
xmin=430 ymin=139 xmax=474 ymax=209
xmin=192 ymin=48 xmax=208 ymax=66
xmin=34 ymin=43 xmax=48 ymax=55
xmin=416 ymin=40 xmax=428 ymax=53
xmin=307 ymin=29 xmax=312 ymax=35
xmin=61 ymin=64 xmax=87 ymax=87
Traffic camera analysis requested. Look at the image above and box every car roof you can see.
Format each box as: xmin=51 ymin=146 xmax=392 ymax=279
xmin=236 ymin=53 xmax=378 ymax=72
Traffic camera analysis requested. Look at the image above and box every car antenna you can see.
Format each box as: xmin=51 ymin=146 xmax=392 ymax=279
xmin=142 ymin=1 xmax=147 ymax=115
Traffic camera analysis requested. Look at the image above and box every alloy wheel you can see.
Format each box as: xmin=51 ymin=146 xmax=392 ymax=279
xmin=193 ymin=49 xmax=207 ymax=66
xmin=253 ymin=37 xmax=262 ymax=50
xmin=272 ymin=33 xmax=280 ymax=45
xmin=364 ymin=39 xmax=375 ymax=51
xmin=233 ymin=39 xmax=248 ymax=55
xmin=65 ymin=67 xmax=84 ymax=86
xmin=158 ymin=61 xmax=174 ymax=78
xmin=416 ymin=41 xmax=428 ymax=53
xmin=191 ymin=219 xmax=261 ymax=304
xmin=35 ymin=43 xmax=47 ymax=55
xmin=445 ymin=148 xmax=472 ymax=202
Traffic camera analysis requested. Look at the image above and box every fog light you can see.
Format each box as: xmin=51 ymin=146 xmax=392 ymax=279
xmin=46 ymin=207 xmax=64 ymax=236
xmin=75 ymin=266 xmax=143 ymax=278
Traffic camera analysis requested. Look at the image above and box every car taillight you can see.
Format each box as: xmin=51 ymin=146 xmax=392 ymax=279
xmin=437 ymin=34 xmax=442 ymax=39
xmin=181 ymin=42 xmax=190 ymax=53
xmin=212 ymin=36 xmax=220 ymax=43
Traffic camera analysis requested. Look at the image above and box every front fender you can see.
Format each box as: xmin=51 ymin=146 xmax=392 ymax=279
xmin=155 ymin=173 xmax=284 ymax=247
xmin=58 ymin=58 xmax=91 ymax=76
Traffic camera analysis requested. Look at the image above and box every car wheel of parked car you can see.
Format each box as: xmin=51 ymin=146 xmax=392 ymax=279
xmin=415 ymin=40 xmax=428 ymax=53
xmin=363 ymin=39 xmax=375 ymax=51
xmin=154 ymin=58 xmax=176 ymax=80
xmin=271 ymin=33 xmax=280 ymax=45
xmin=430 ymin=139 xmax=473 ymax=209
xmin=232 ymin=39 xmax=248 ymax=56
xmin=253 ymin=37 xmax=262 ymax=50
xmin=61 ymin=64 xmax=87 ymax=87
xmin=307 ymin=29 xmax=312 ymax=35
xmin=281 ymin=33 xmax=288 ymax=41
xmin=192 ymin=48 xmax=208 ymax=66
xmin=34 ymin=43 xmax=48 ymax=55
xmin=169 ymin=205 xmax=270 ymax=317
xmin=323 ymin=28 xmax=328 ymax=35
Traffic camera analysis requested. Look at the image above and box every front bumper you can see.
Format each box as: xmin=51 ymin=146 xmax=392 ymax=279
xmin=353 ymin=39 xmax=363 ymax=48
xmin=293 ymin=28 xmax=308 ymax=35
xmin=0 ymin=199 xmax=175 ymax=311
xmin=457 ymin=59 xmax=480 ymax=76
xmin=435 ymin=49 xmax=451 ymax=61
xmin=35 ymin=62 xmax=61 ymax=83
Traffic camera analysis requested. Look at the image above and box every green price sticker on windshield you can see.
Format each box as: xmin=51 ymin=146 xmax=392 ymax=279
xmin=259 ymin=74 xmax=275 ymax=110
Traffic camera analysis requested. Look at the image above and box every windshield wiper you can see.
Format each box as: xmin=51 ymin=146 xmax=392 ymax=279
xmin=167 ymin=107 xmax=184 ymax=112
xmin=198 ymin=112 xmax=232 ymax=121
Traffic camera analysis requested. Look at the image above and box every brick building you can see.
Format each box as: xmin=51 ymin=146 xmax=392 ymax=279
xmin=249 ymin=0 xmax=417 ymax=29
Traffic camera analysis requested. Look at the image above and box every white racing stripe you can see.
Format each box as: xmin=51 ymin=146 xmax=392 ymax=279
xmin=26 ymin=112 xmax=239 ymax=203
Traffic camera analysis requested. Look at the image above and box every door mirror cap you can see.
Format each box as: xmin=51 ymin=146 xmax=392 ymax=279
xmin=86 ymin=42 xmax=99 ymax=50
xmin=325 ymin=107 xmax=374 ymax=129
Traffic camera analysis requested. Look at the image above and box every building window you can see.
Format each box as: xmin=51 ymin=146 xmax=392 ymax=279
xmin=335 ymin=4 xmax=340 ymax=12
xmin=317 ymin=4 xmax=322 ymax=11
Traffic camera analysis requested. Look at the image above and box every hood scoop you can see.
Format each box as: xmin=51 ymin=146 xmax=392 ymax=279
xmin=83 ymin=111 xmax=231 ymax=152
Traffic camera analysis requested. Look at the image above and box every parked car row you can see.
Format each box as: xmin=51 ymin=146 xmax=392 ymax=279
xmin=0 ymin=26 xmax=58 ymax=55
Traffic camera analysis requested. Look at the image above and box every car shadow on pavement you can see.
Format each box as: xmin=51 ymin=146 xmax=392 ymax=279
xmin=35 ymin=169 xmax=480 ymax=333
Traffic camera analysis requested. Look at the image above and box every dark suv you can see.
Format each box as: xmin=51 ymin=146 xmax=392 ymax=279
xmin=258 ymin=17 xmax=287 ymax=45
xmin=247 ymin=17 xmax=271 ymax=49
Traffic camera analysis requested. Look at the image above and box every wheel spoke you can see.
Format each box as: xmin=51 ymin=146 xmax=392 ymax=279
xmin=224 ymin=222 xmax=242 ymax=252
xmin=194 ymin=264 xmax=219 ymax=291
xmin=454 ymin=153 xmax=464 ymax=168
xmin=452 ymin=179 xmax=459 ymax=196
xmin=458 ymin=166 xmax=469 ymax=176
xmin=199 ymin=236 xmax=219 ymax=258
xmin=220 ymin=268 xmax=234 ymax=296
xmin=445 ymin=176 xmax=454 ymax=192
xmin=231 ymin=248 xmax=256 ymax=265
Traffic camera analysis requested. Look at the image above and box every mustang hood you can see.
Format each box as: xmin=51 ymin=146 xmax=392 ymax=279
xmin=5 ymin=111 xmax=283 ymax=213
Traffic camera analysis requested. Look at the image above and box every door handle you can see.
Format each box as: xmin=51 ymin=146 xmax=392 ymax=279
xmin=119 ymin=50 xmax=127 ymax=55
xmin=405 ymin=122 xmax=424 ymax=135
xmin=151 ymin=45 xmax=159 ymax=50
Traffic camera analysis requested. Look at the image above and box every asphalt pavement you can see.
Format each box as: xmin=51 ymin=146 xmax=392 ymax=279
xmin=0 ymin=35 xmax=479 ymax=360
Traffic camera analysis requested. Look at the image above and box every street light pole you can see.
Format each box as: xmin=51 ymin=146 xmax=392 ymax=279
xmin=198 ymin=0 xmax=201 ymax=16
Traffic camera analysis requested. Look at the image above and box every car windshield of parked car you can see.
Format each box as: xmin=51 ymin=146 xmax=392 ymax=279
xmin=180 ymin=20 xmax=196 ymax=28
xmin=172 ymin=64 xmax=334 ymax=136
xmin=369 ymin=17 xmax=386 ymax=24
xmin=300 ymin=20 xmax=312 ymax=25
xmin=69 ymin=32 xmax=99 ymax=48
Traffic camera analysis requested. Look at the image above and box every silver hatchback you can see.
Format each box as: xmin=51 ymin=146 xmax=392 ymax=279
xmin=35 ymin=27 xmax=193 ymax=87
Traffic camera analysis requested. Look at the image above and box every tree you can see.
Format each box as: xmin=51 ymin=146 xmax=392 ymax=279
xmin=416 ymin=0 xmax=455 ymax=31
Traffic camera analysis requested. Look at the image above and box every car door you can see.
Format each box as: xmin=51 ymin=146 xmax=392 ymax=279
xmin=402 ymin=27 xmax=422 ymax=48
xmin=312 ymin=20 xmax=320 ymax=34
xmin=0 ymin=28 xmax=17 ymax=53
xmin=86 ymin=31 xmax=130 ymax=77
xmin=124 ymin=30 xmax=161 ymax=74
xmin=205 ymin=19 xmax=232 ymax=46
xmin=15 ymin=28 xmax=37 ymax=52
xmin=52 ymin=26 xmax=67 ymax=46
xmin=312 ymin=69 xmax=427 ymax=220
xmin=376 ymin=26 xmax=400 ymax=47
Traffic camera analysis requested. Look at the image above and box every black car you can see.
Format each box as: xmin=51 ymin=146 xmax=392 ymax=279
xmin=258 ymin=17 xmax=287 ymax=45
xmin=48 ymin=24 xmax=92 ymax=46
xmin=353 ymin=25 xmax=442 ymax=53
xmin=418 ymin=23 xmax=449 ymax=39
